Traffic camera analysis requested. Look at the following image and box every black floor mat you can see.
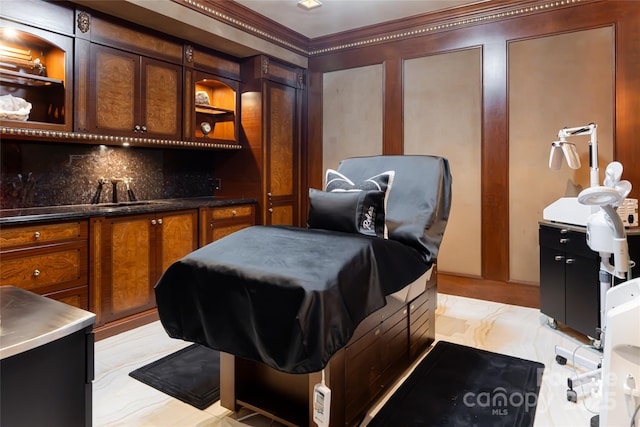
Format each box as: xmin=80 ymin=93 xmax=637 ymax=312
xmin=129 ymin=344 xmax=220 ymax=410
xmin=368 ymin=341 xmax=545 ymax=427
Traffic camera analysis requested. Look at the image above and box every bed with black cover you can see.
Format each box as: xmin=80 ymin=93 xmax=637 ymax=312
xmin=155 ymin=154 xmax=452 ymax=426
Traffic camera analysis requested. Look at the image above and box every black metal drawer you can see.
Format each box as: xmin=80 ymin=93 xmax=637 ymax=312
xmin=539 ymin=225 xmax=597 ymax=259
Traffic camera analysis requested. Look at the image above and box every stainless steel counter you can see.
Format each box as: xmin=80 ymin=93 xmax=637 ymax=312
xmin=0 ymin=286 xmax=96 ymax=360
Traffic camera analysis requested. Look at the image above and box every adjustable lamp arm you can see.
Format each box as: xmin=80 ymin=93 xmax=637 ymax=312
xmin=556 ymin=123 xmax=599 ymax=187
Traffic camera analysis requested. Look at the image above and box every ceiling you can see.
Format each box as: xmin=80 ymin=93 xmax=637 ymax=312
xmin=233 ymin=0 xmax=479 ymax=39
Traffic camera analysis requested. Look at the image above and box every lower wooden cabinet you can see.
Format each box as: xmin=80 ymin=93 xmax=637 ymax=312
xmin=97 ymin=210 xmax=197 ymax=327
xmin=199 ymin=204 xmax=255 ymax=246
xmin=0 ymin=220 xmax=89 ymax=310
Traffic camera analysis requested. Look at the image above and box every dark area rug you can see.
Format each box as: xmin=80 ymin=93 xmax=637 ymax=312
xmin=368 ymin=341 xmax=545 ymax=427
xmin=129 ymin=344 xmax=220 ymax=410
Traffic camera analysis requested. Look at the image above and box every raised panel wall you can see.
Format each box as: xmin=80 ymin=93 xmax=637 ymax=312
xmin=404 ymin=48 xmax=482 ymax=277
xmin=508 ymin=27 xmax=614 ymax=284
xmin=322 ymin=64 xmax=384 ymax=175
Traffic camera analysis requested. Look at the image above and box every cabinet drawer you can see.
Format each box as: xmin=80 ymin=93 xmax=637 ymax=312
xmin=539 ymin=226 xmax=596 ymax=259
xmin=0 ymin=243 xmax=87 ymax=293
xmin=0 ymin=221 xmax=87 ymax=249
xmin=212 ymin=205 xmax=254 ymax=221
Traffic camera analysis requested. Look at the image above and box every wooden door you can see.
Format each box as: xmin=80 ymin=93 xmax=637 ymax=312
xmin=101 ymin=214 xmax=155 ymax=323
xmin=264 ymin=80 xmax=298 ymax=226
xmin=89 ymin=44 xmax=140 ymax=136
xmin=141 ymin=57 xmax=182 ymax=139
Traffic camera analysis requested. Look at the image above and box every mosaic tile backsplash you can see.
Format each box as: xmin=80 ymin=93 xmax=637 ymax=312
xmin=0 ymin=141 xmax=218 ymax=209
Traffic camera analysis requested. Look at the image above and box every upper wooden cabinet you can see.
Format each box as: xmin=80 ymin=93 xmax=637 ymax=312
xmin=74 ymin=11 xmax=183 ymax=140
xmin=183 ymin=45 xmax=241 ymax=145
xmin=0 ymin=21 xmax=74 ymax=131
xmin=80 ymin=44 xmax=182 ymax=139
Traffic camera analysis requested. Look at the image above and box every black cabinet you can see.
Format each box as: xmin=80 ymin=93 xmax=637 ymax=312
xmin=539 ymin=222 xmax=640 ymax=338
xmin=539 ymin=223 xmax=600 ymax=337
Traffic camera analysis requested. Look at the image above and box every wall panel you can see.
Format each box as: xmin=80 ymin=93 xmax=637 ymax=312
xmin=508 ymin=27 xmax=614 ymax=283
xmin=322 ymin=65 xmax=384 ymax=176
xmin=404 ymin=48 xmax=482 ymax=276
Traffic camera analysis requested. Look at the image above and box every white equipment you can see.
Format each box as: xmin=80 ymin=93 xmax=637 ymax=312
xmin=598 ymin=277 xmax=640 ymax=427
xmin=545 ymin=123 xmax=638 ymax=426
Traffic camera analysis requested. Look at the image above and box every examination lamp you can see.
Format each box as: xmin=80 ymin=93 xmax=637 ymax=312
xmin=548 ymin=123 xmax=599 ymax=187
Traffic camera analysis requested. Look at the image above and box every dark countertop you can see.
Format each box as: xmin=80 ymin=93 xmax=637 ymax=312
xmin=0 ymin=196 xmax=256 ymax=226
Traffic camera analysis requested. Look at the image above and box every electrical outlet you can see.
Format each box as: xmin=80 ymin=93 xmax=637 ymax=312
xmin=213 ymin=178 xmax=222 ymax=191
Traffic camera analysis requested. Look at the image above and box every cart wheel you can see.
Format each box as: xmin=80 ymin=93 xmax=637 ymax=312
xmin=548 ymin=318 xmax=558 ymax=329
xmin=567 ymin=389 xmax=577 ymax=403
xmin=556 ymin=355 xmax=567 ymax=365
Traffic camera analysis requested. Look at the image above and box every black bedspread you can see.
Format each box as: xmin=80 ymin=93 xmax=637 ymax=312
xmin=155 ymin=225 xmax=431 ymax=374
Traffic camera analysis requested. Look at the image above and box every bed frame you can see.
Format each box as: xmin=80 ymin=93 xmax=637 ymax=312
xmin=219 ymin=265 xmax=437 ymax=427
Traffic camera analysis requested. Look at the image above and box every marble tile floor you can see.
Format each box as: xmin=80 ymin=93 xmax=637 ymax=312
xmin=94 ymin=293 xmax=602 ymax=426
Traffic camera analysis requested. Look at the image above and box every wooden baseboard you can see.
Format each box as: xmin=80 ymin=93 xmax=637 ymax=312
xmin=438 ymin=273 xmax=540 ymax=309
xmin=94 ymin=309 xmax=160 ymax=341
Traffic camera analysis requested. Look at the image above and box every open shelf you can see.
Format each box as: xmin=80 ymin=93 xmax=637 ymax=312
xmin=192 ymin=74 xmax=238 ymax=142
xmin=0 ymin=24 xmax=71 ymax=129
xmin=0 ymin=69 xmax=64 ymax=87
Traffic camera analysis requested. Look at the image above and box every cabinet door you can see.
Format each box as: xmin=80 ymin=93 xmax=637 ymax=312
xmin=102 ymin=215 xmax=154 ymax=323
xmin=539 ymin=245 xmax=567 ymax=323
xmin=89 ymin=44 xmax=139 ymax=136
xmin=565 ymin=254 xmax=600 ymax=337
xmin=156 ymin=210 xmax=197 ymax=274
xmin=141 ymin=57 xmax=182 ymax=139
xmin=265 ymin=81 xmax=298 ymax=226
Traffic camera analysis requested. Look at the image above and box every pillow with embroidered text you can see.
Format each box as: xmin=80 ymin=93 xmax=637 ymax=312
xmin=325 ymin=169 xmax=394 ymax=238
xmin=308 ymin=189 xmax=386 ymax=238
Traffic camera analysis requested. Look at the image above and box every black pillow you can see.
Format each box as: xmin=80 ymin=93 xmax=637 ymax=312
xmin=308 ymin=189 xmax=386 ymax=238
xmin=325 ymin=169 xmax=395 ymax=238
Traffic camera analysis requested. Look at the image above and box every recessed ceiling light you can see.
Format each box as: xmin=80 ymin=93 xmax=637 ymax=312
xmin=297 ymin=0 xmax=322 ymax=10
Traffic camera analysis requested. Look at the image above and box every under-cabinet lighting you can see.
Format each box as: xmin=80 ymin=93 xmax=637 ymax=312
xmin=297 ymin=0 xmax=322 ymax=10
xmin=122 ymin=142 xmax=130 ymax=147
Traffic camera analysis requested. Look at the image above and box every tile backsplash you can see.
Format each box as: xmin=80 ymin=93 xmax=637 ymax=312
xmin=0 ymin=141 xmax=217 ymax=209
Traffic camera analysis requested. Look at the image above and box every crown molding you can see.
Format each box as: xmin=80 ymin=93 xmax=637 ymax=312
xmin=173 ymin=0 xmax=598 ymax=58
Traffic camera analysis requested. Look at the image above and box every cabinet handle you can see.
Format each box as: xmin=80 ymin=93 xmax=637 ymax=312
xmin=151 ymin=219 xmax=157 ymax=225
xmin=34 ymin=231 xmax=41 ymax=239
xmin=560 ymin=229 xmax=569 ymax=234
xmin=33 ymin=269 xmax=41 ymax=277
xmin=210 ymin=222 xmax=214 ymax=230
xmin=268 ymin=208 xmax=273 ymax=213
xmin=157 ymin=218 xmax=163 ymax=225
xmin=559 ymin=238 xmax=569 ymax=244
xmin=374 ymin=328 xmax=381 ymax=336
xmin=554 ymin=255 xmax=565 ymax=261
xmin=232 ymin=210 xmax=237 ymax=216
xmin=565 ymin=258 xmax=575 ymax=264
xmin=134 ymin=124 xmax=141 ymax=133
xmin=267 ymin=192 xmax=272 ymax=198
xmin=141 ymin=125 xmax=147 ymax=133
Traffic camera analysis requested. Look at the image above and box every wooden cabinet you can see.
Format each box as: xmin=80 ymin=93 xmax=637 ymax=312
xmin=98 ymin=210 xmax=197 ymax=326
xmin=199 ymin=204 xmax=255 ymax=246
xmin=215 ymin=55 xmax=305 ymax=226
xmin=222 ymin=272 xmax=437 ymax=427
xmin=74 ymin=11 xmax=184 ymax=140
xmin=0 ymin=220 xmax=89 ymax=309
xmin=183 ymin=46 xmax=241 ymax=144
xmin=0 ymin=19 xmax=74 ymax=131
xmin=82 ymin=43 xmax=182 ymax=139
